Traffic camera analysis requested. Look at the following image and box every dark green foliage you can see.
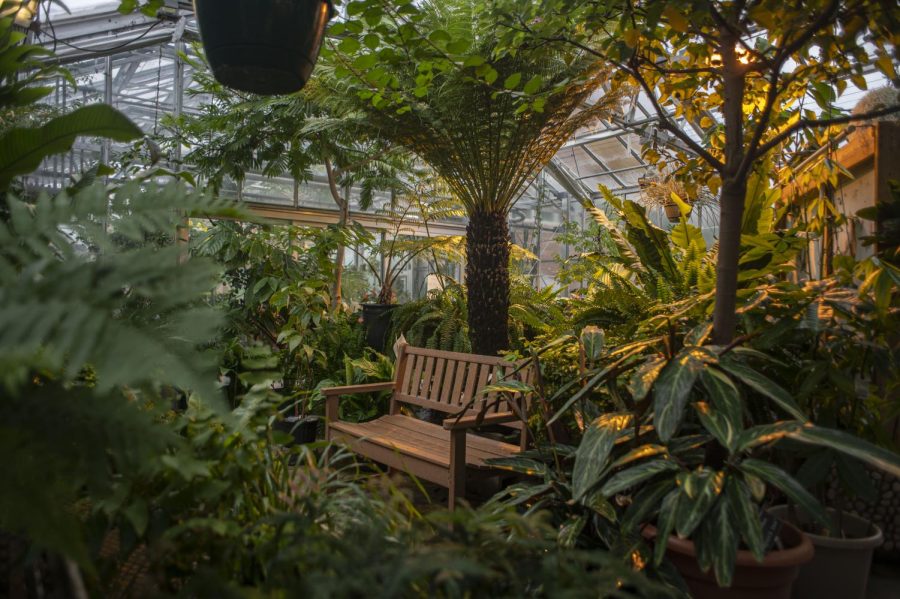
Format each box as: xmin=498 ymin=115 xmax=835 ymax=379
xmin=392 ymin=282 xmax=472 ymax=353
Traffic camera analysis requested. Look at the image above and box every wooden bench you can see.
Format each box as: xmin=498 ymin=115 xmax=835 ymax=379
xmin=324 ymin=341 xmax=534 ymax=509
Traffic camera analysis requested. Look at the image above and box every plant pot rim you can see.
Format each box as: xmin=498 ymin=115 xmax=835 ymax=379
xmin=642 ymin=520 xmax=814 ymax=568
xmin=768 ymin=505 xmax=884 ymax=550
xmin=284 ymin=415 xmax=320 ymax=423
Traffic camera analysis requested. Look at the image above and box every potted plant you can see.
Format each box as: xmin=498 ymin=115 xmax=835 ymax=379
xmin=768 ymin=504 xmax=882 ymax=599
xmin=760 ymin=233 xmax=897 ymax=599
xmin=193 ymin=0 xmax=334 ymax=95
xmin=273 ymin=390 xmax=320 ymax=445
xmin=549 ymin=285 xmax=900 ymax=597
xmin=349 ymin=197 xmax=461 ymax=352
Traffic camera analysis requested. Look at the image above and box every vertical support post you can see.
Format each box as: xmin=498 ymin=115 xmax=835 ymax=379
xmin=390 ymin=339 xmax=408 ymax=415
xmin=448 ymin=428 xmax=466 ymax=510
xmin=173 ymin=40 xmax=190 ymax=264
xmin=100 ymin=56 xmax=113 ymax=168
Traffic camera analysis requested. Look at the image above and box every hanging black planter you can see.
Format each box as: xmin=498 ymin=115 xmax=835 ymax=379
xmin=193 ymin=0 xmax=334 ymax=95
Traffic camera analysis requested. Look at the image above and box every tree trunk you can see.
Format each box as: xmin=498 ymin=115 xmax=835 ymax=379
xmin=466 ymin=209 xmax=510 ymax=355
xmin=712 ymin=179 xmax=747 ymax=345
xmin=712 ymin=29 xmax=748 ymax=346
xmin=325 ymin=158 xmax=347 ymax=309
xmin=332 ymin=198 xmax=348 ymax=308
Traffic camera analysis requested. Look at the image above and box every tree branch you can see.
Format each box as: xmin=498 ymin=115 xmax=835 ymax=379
xmin=753 ymin=104 xmax=900 ymax=159
xmin=628 ymin=61 xmax=726 ymax=171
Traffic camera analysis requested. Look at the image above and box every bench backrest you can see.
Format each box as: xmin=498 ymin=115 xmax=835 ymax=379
xmin=392 ymin=344 xmax=534 ymax=416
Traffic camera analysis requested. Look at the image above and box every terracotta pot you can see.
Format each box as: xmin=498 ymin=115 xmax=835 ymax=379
xmin=642 ymin=521 xmax=814 ymax=599
xmin=193 ymin=0 xmax=334 ymax=95
xmin=769 ymin=505 xmax=882 ymax=599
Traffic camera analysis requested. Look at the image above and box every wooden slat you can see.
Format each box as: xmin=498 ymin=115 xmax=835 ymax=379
xmin=404 ymin=346 xmax=508 ymax=366
xmin=420 ymin=356 xmax=435 ymax=398
xmin=400 ymin=350 xmax=415 ymax=395
xmin=461 ymin=362 xmax=480 ymax=408
xmin=486 ymin=364 xmax=501 ymax=414
xmin=440 ymin=360 xmax=458 ymax=406
xmin=382 ymin=414 xmax=519 ymax=456
xmin=474 ymin=363 xmax=491 ymax=404
xmin=330 ymin=416 xmax=518 ymax=467
xmin=394 ymin=393 xmax=454 ymax=413
xmin=329 ymin=429 xmax=450 ymax=486
xmin=409 ymin=353 xmax=425 ymax=396
xmin=448 ymin=359 xmax=467 ymax=407
xmin=371 ymin=417 xmax=516 ymax=464
xmin=331 ymin=421 xmax=450 ymax=465
xmin=430 ymin=358 xmax=446 ymax=403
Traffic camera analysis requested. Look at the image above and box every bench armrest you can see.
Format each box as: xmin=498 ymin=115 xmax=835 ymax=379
xmin=443 ymin=411 xmax=519 ymax=430
xmin=324 ymin=382 xmax=394 ymax=430
xmin=322 ymin=382 xmax=394 ymax=397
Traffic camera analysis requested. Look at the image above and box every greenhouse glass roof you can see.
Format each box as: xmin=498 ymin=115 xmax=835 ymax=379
xmin=24 ymin=0 xmax=890 ymax=240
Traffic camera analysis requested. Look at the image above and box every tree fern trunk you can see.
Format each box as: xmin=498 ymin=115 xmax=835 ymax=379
xmin=466 ymin=209 xmax=510 ymax=355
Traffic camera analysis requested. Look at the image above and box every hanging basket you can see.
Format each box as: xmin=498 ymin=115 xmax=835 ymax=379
xmin=193 ymin=0 xmax=334 ymax=95
xmin=663 ymin=201 xmax=682 ymax=223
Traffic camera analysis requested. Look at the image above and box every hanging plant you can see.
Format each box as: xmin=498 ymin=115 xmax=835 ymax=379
xmin=193 ymin=0 xmax=334 ymax=95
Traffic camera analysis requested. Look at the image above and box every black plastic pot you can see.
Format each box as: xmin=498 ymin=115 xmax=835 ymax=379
xmin=361 ymin=303 xmax=398 ymax=352
xmin=193 ymin=0 xmax=334 ymax=95
xmin=273 ymin=415 xmax=319 ymax=445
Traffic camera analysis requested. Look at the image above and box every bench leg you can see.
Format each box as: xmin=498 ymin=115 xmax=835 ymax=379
xmin=448 ymin=429 xmax=466 ymax=510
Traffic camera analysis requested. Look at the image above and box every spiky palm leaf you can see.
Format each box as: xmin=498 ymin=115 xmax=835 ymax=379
xmin=314 ymin=1 xmax=623 ymax=216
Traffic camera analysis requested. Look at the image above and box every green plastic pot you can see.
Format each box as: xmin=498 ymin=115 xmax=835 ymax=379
xmin=193 ymin=0 xmax=334 ymax=95
xmin=769 ymin=505 xmax=883 ymax=599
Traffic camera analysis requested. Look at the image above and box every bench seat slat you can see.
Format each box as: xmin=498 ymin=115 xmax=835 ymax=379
xmin=330 ymin=415 xmax=519 ymax=469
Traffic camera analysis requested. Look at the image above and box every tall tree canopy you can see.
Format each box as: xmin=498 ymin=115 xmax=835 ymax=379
xmin=491 ymin=0 xmax=900 ymax=344
xmin=313 ymin=0 xmax=622 ymax=354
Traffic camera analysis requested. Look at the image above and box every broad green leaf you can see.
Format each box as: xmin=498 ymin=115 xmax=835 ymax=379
xmin=523 ymin=75 xmax=542 ymax=94
xmin=0 ymin=104 xmax=142 ymax=189
xmin=622 ymin=478 xmax=676 ymax=532
xmin=735 ymin=421 xmax=804 ymax=452
xmin=338 ymin=37 xmax=361 ymax=53
xmin=654 ymin=347 xmax=715 ymax=441
xmin=503 ymin=72 xmax=522 ymax=90
xmin=601 ymin=459 xmax=680 ymax=497
xmin=834 ymin=453 xmax=878 ymax=503
xmin=699 ymin=369 xmax=742 ymax=449
xmin=558 ymin=515 xmax=586 ymax=548
xmin=463 ymin=55 xmax=486 ymax=67
xmin=674 ymin=469 xmax=724 ymax=539
xmin=481 ymin=379 xmax=533 ymax=394
xmin=572 ymin=412 xmax=633 ymax=500
xmin=725 ymin=476 xmax=765 ymax=562
xmin=653 ymin=490 xmax=679 ymax=566
xmin=548 ymin=352 xmax=642 ymax=424
xmin=670 ymin=221 xmax=705 ymax=252
xmin=707 ymin=498 xmax=738 ymax=587
xmin=485 ymin=456 xmax=549 ymax=477
xmin=608 ymin=443 xmax=668 ymax=470
xmin=739 ymin=459 xmax=828 ymax=529
xmin=627 ymin=353 xmax=666 ymax=401
xmin=580 ymin=325 xmax=605 ymax=362
xmin=500 ymin=482 xmax=552 ymax=506
xmin=694 ymin=402 xmax=736 ymax=452
xmin=790 ymin=426 xmax=900 ymax=479
xmin=718 ymin=359 xmax=806 ymax=420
